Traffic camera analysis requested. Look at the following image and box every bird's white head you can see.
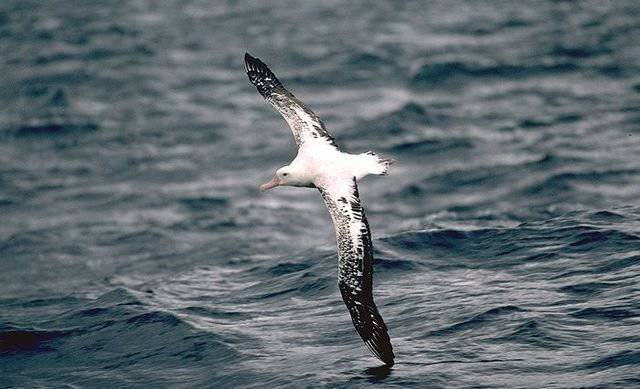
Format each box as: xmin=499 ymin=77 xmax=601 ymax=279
xmin=260 ymin=165 xmax=311 ymax=191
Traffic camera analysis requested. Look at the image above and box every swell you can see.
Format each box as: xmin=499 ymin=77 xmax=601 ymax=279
xmin=1 ymin=122 xmax=99 ymax=138
xmin=411 ymin=61 xmax=580 ymax=87
xmin=380 ymin=208 xmax=640 ymax=272
xmin=0 ymin=326 xmax=74 ymax=354
xmin=0 ymin=288 xmax=243 ymax=370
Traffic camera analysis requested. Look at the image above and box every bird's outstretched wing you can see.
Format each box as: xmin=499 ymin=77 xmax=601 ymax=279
xmin=244 ymin=53 xmax=337 ymax=148
xmin=317 ymin=177 xmax=395 ymax=366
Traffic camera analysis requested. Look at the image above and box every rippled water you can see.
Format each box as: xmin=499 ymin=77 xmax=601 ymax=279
xmin=1 ymin=1 xmax=640 ymax=387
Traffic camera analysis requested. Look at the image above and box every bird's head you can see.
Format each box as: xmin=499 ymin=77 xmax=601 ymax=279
xmin=260 ymin=165 xmax=311 ymax=191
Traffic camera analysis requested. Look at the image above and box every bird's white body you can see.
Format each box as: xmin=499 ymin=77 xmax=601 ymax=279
xmin=284 ymin=145 xmax=390 ymax=188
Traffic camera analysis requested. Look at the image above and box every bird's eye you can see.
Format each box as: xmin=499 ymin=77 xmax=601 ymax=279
xmin=282 ymin=173 xmax=288 ymax=177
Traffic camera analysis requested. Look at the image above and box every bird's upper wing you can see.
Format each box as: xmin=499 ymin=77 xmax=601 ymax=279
xmin=244 ymin=53 xmax=337 ymax=148
xmin=317 ymin=176 xmax=395 ymax=366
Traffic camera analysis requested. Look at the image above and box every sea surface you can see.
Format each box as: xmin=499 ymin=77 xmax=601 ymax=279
xmin=1 ymin=1 xmax=640 ymax=387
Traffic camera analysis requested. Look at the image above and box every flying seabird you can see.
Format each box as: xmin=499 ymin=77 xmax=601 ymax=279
xmin=245 ymin=53 xmax=395 ymax=366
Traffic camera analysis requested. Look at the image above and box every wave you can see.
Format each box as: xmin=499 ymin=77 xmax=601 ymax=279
xmin=426 ymin=305 xmax=525 ymax=337
xmin=245 ymin=270 xmax=334 ymax=300
xmin=344 ymin=101 xmax=435 ymax=145
xmin=0 ymin=326 xmax=73 ymax=355
xmin=288 ymin=51 xmax=398 ymax=85
xmin=0 ymin=288 xmax=245 ymax=376
xmin=379 ymin=208 xmax=640 ymax=272
xmin=179 ymin=196 xmax=229 ymax=211
xmin=267 ymin=262 xmax=312 ymax=276
xmin=517 ymin=112 xmax=583 ymax=129
xmin=570 ymin=307 xmax=639 ymax=320
xmin=520 ymin=169 xmax=640 ymax=196
xmin=584 ymin=350 xmax=640 ymax=371
xmin=388 ymin=153 xmax=578 ymax=199
xmin=125 ymin=311 xmax=183 ymax=326
xmin=558 ymin=282 xmax=616 ymax=297
xmin=411 ymin=61 xmax=579 ymax=87
xmin=492 ymin=319 xmax=560 ymax=349
xmin=3 ymin=122 xmax=98 ymax=138
xmin=595 ymin=253 xmax=640 ymax=273
xmin=179 ymin=306 xmax=251 ymax=320
xmin=550 ymin=44 xmax=612 ymax=59
xmin=374 ymin=257 xmax=420 ymax=271
xmin=387 ymin=137 xmax=473 ymax=154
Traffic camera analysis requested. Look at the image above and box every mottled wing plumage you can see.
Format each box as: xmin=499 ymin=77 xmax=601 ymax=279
xmin=318 ymin=177 xmax=395 ymax=366
xmin=244 ymin=53 xmax=336 ymax=148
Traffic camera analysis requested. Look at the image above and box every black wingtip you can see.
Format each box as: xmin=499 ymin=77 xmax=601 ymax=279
xmin=365 ymin=336 xmax=395 ymax=366
xmin=361 ymin=302 xmax=395 ymax=366
xmin=244 ymin=52 xmax=256 ymax=71
xmin=244 ymin=53 xmax=283 ymax=97
xmin=244 ymin=52 xmax=270 ymax=76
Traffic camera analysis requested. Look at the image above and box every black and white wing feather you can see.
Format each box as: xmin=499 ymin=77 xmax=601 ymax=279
xmin=318 ymin=177 xmax=395 ymax=366
xmin=244 ymin=53 xmax=337 ymax=148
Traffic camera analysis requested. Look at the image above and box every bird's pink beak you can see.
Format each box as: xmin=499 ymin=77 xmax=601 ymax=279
xmin=259 ymin=175 xmax=280 ymax=192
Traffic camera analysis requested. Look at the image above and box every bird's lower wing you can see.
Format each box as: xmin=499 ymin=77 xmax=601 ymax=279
xmin=317 ymin=177 xmax=395 ymax=366
xmin=244 ymin=53 xmax=337 ymax=148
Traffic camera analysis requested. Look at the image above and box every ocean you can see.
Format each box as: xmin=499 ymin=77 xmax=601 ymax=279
xmin=1 ymin=0 xmax=640 ymax=387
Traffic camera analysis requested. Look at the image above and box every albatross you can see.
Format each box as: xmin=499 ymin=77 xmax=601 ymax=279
xmin=245 ymin=53 xmax=395 ymax=366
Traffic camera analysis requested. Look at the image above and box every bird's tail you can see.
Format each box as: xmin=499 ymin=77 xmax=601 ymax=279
xmin=359 ymin=151 xmax=394 ymax=176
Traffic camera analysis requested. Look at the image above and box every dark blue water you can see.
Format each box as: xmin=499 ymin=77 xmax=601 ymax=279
xmin=2 ymin=1 xmax=640 ymax=387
